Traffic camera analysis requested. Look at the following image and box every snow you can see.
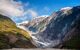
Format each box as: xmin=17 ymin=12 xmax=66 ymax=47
xmin=17 ymin=25 xmax=27 ymax=31
xmin=16 ymin=21 xmax=29 ymax=31
xmin=61 ymin=7 xmax=72 ymax=10
xmin=19 ymin=21 xmax=29 ymax=24
xmin=35 ymin=15 xmax=49 ymax=19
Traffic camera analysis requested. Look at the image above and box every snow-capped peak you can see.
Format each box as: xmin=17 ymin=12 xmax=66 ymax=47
xmin=61 ymin=7 xmax=72 ymax=10
xmin=17 ymin=21 xmax=29 ymax=25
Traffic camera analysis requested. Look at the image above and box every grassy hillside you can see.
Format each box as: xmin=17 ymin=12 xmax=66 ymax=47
xmin=0 ymin=14 xmax=36 ymax=49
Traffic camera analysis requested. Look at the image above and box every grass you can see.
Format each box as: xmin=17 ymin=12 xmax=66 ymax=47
xmin=0 ymin=15 xmax=36 ymax=49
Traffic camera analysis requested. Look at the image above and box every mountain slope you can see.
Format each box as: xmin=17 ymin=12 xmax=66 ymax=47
xmin=35 ymin=6 xmax=80 ymax=48
xmin=19 ymin=17 xmax=47 ymax=32
xmin=20 ymin=6 xmax=80 ymax=48
xmin=17 ymin=6 xmax=80 ymax=49
xmin=0 ymin=14 xmax=36 ymax=49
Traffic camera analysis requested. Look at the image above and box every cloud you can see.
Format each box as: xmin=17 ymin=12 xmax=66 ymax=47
xmin=0 ymin=0 xmax=48 ymax=24
xmin=11 ymin=9 xmax=38 ymax=23
xmin=28 ymin=10 xmax=38 ymax=18
xmin=0 ymin=0 xmax=24 ymax=17
xmin=24 ymin=9 xmax=38 ymax=18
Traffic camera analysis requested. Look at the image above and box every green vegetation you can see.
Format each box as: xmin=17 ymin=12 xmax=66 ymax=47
xmin=0 ymin=14 xmax=36 ymax=49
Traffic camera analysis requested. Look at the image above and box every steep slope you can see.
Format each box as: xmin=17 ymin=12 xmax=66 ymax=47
xmin=24 ymin=6 xmax=80 ymax=48
xmin=19 ymin=17 xmax=47 ymax=32
xmin=0 ymin=14 xmax=36 ymax=49
xmin=59 ymin=6 xmax=80 ymax=49
xmin=17 ymin=6 xmax=80 ymax=49
xmin=60 ymin=19 xmax=80 ymax=49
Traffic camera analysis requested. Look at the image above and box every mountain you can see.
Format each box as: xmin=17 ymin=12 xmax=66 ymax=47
xmin=34 ymin=6 xmax=80 ymax=48
xmin=0 ymin=14 xmax=36 ymax=49
xmin=19 ymin=17 xmax=47 ymax=32
xmin=19 ymin=6 xmax=80 ymax=49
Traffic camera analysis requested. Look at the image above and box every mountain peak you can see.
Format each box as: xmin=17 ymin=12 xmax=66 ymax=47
xmin=60 ymin=7 xmax=72 ymax=10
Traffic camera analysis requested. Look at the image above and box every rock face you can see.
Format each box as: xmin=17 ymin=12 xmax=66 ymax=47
xmin=0 ymin=14 xmax=36 ymax=49
xmin=21 ymin=6 xmax=80 ymax=48
xmin=20 ymin=17 xmax=47 ymax=32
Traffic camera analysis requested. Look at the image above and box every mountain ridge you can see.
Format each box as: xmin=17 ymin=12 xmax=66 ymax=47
xmin=19 ymin=6 xmax=80 ymax=48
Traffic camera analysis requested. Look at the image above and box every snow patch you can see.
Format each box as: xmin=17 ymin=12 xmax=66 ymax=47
xmin=61 ymin=7 xmax=72 ymax=10
xmin=35 ymin=15 xmax=49 ymax=19
xmin=16 ymin=21 xmax=28 ymax=30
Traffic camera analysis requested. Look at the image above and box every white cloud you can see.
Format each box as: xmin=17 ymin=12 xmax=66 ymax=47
xmin=23 ymin=9 xmax=38 ymax=18
xmin=0 ymin=0 xmax=24 ymax=17
xmin=23 ymin=9 xmax=38 ymax=19
xmin=11 ymin=9 xmax=38 ymax=23
xmin=0 ymin=0 xmax=49 ymax=24
xmin=28 ymin=10 xmax=38 ymax=18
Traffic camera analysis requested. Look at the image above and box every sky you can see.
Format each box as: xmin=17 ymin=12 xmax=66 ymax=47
xmin=0 ymin=0 xmax=80 ymax=23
